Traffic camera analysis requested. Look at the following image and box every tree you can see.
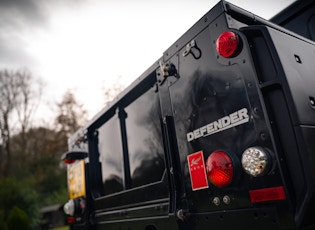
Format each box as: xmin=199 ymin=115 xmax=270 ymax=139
xmin=0 ymin=72 xmax=89 ymax=229
xmin=14 ymin=68 xmax=44 ymax=157
xmin=55 ymin=90 xmax=88 ymax=139
xmin=0 ymin=69 xmax=19 ymax=177
xmin=0 ymin=68 xmax=43 ymax=177
xmin=10 ymin=127 xmax=66 ymax=180
xmin=102 ymin=76 xmax=125 ymax=106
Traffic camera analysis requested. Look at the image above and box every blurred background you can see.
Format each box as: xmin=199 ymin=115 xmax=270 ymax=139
xmin=0 ymin=0 xmax=294 ymax=229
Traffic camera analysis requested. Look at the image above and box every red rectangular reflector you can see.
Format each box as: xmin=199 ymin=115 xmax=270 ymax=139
xmin=249 ymin=186 xmax=286 ymax=203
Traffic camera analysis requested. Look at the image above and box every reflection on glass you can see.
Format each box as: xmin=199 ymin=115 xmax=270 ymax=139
xmin=125 ymin=87 xmax=165 ymax=188
xmin=98 ymin=115 xmax=124 ymax=195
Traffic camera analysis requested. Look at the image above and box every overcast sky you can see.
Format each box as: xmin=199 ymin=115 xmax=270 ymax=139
xmin=0 ymin=0 xmax=295 ymax=121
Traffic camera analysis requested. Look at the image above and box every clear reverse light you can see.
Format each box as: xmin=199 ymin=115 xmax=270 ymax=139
xmin=64 ymin=199 xmax=75 ymax=216
xmin=241 ymin=147 xmax=270 ymax=177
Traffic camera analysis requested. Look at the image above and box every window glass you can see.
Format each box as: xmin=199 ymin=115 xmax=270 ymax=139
xmin=98 ymin=115 xmax=124 ymax=195
xmin=125 ymin=87 xmax=165 ymax=188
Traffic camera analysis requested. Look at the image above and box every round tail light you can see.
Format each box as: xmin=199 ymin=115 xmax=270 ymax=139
xmin=64 ymin=198 xmax=86 ymax=216
xmin=206 ymin=150 xmax=234 ymax=188
xmin=241 ymin=147 xmax=271 ymax=177
xmin=64 ymin=199 xmax=75 ymax=216
xmin=216 ymin=31 xmax=242 ymax=58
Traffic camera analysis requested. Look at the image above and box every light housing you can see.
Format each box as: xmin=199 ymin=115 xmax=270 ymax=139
xmin=61 ymin=151 xmax=88 ymax=165
xmin=206 ymin=150 xmax=234 ymax=188
xmin=64 ymin=198 xmax=86 ymax=216
xmin=64 ymin=199 xmax=75 ymax=216
xmin=216 ymin=31 xmax=242 ymax=58
xmin=241 ymin=147 xmax=271 ymax=177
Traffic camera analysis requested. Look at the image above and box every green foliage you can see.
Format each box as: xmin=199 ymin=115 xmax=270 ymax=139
xmin=0 ymin=209 xmax=8 ymax=230
xmin=52 ymin=226 xmax=69 ymax=230
xmin=42 ymin=188 xmax=69 ymax=207
xmin=0 ymin=177 xmax=40 ymax=229
xmin=7 ymin=206 xmax=31 ymax=230
xmin=28 ymin=155 xmax=67 ymax=197
xmin=0 ymin=157 xmax=69 ymax=229
xmin=25 ymin=154 xmax=68 ymax=208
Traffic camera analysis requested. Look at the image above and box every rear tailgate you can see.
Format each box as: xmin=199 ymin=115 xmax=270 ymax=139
xmin=158 ymin=1 xmax=315 ymax=229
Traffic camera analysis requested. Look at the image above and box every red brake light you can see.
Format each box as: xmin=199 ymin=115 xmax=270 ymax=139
xmin=216 ymin=31 xmax=241 ymax=58
xmin=206 ymin=150 xmax=234 ymax=188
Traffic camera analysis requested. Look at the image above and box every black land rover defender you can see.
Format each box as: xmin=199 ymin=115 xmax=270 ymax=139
xmin=62 ymin=1 xmax=315 ymax=229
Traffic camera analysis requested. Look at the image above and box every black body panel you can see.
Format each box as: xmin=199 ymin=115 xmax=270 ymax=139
xmin=271 ymin=0 xmax=315 ymax=42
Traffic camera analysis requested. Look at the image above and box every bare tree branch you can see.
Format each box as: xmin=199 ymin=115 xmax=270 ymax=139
xmin=102 ymin=76 xmax=125 ymax=106
xmin=0 ymin=68 xmax=44 ymax=177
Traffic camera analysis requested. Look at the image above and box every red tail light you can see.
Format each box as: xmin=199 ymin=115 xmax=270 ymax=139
xmin=61 ymin=151 xmax=87 ymax=165
xmin=206 ymin=150 xmax=234 ymax=188
xmin=67 ymin=216 xmax=75 ymax=224
xmin=64 ymin=159 xmax=76 ymax=164
xmin=216 ymin=31 xmax=242 ymax=58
